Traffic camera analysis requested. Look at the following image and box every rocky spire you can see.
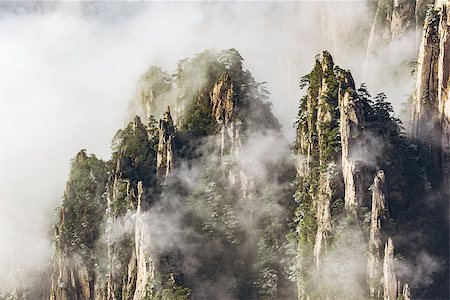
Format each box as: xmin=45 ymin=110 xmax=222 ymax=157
xmin=50 ymin=150 xmax=105 ymax=300
xmin=136 ymin=65 xmax=174 ymax=122
xmin=157 ymin=107 xmax=175 ymax=178
xmin=411 ymin=0 xmax=449 ymax=191
xmin=338 ymin=69 xmax=365 ymax=211
xmin=133 ymin=115 xmax=144 ymax=132
xmin=210 ymin=73 xmax=235 ymax=125
xmin=312 ymin=172 xmax=332 ymax=269
xmin=368 ymin=170 xmax=388 ymax=298
xmin=75 ymin=149 xmax=87 ymax=165
xmin=312 ymin=52 xmax=335 ymax=268
xmin=294 ymin=51 xmax=344 ymax=269
xmin=134 ymin=181 xmax=155 ymax=299
xmin=138 ymin=85 xmax=155 ymax=121
xmin=210 ymin=73 xmax=240 ymax=158
xmin=366 ymin=0 xmax=428 ymax=57
xmin=402 ymin=283 xmax=412 ymax=300
xmin=383 ymin=238 xmax=398 ymax=300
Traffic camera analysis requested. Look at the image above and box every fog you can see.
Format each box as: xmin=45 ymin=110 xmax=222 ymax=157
xmin=0 ymin=1 xmax=420 ymax=291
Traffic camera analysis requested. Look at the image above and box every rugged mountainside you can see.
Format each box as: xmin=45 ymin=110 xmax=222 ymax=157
xmin=292 ymin=51 xmax=425 ymax=299
xmin=288 ymin=3 xmax=448 ymax=299
xmin=366 ymin=0 xmax=434 ymax=56
xmin=411 ymin=0 xmax=450 ymax=192
xmin=4 ymin=2 xmax=449 ymax=299
xmin=48 ymin=49 xmax=295 ymax=300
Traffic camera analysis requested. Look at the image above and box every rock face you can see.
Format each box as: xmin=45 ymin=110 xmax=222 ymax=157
xmin=294 ymin=51 xmax=420 ymax=300
xmin=403 ymin=283 xmax=412 ymax=300
xmin=157 ymin=107 xmax=175 ymax=178
xmin=296 ymin=51 xmax=368 ymax=271
xmin=50 ymin=150 xmax=102 ymax=300
xmin=48 ymin=50 xmax=291 ymax=300
xmin=411 ymin=0 xmax=450 ymax=190
xmin=338 ymin=70 xmax=365 ymax=211
xmin=105 ymin=176 xmax=136 ymax=300
xmin=44 ymin=43 xmax=450 ymax=300
xmin=138 ymin=85 xmax=155 ymax=121
xmin=136 ymin=66 xmax=173 ymax=122
xmin=50 ymin=119 xmax=161 ymax=299
xmin=50 ymin=252 xmax=93 ymax=300
xmin=210 ymin=73 xmax=240 ymax=158
xmin=296 ymin=52 xmax=338 ymax=270
xmin=210 ymin=73 xmax=235 ymax=125
xmin=368 ymin=170 xmax=388 ymax=298
xmin=209 ymin=73 xmax=256 ymax=201
xmin=365 ymin=182 xmax=412 ymax=300
xmin=366 ymin=0 xmax=432 ymax=56
xmin=383 ymin=238 xmax=398 ymax=300
xmin=133 ymin=182 xmax=154 ymax=300
xmin=312 ymin=54 xmax=335 ymax=268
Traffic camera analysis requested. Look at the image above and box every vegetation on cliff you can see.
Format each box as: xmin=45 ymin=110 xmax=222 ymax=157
xmin=49 ymin=43 xmax=448 ymax=299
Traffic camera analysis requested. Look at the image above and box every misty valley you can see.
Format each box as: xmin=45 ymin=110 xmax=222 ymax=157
xmin=1 ymin=1 xmax=449 ymax=300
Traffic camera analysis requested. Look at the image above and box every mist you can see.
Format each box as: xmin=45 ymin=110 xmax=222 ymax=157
xmin=0 ymin=1 xmax=421 ymax=291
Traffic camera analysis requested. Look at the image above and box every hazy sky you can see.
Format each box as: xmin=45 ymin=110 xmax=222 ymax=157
xmin=0 ymin=1 xmax=419 ymax=290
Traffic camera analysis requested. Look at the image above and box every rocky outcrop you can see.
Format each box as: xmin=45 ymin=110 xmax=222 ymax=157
xmin=296 ymin=52 xmax=364 ymax=268
xmin=368 ymin=170 xmax=388 ymax=298
xmin=209 ymin=73 xmax=255 ymax=201
xmin=338 ymin=70 xmax=365 ymax=211
xmin=313 ymin=172 xmax=332 ymax=268
xmin=51 ymin=141 xmax=158 ymax=300
xmin=136 ymin=66 xmax=173 ymax=122
xmin=403 ymin=283 xmax=412 ymax=300
xmin=157 ymin=107 xmax=175 ymax=178
xmin=210 ymin=73 xmax=240 ymax=158
xmin=105 ymin=180 xmax=154 ymax=300
xmin=294 ymin=51 xmax=419 ymax=299
xmin=210 ymin=73 xmax=235 ymax=125
xmin=138 ymin=85 xmax=155 ymax=121
xmin=312 ymin=53 xmax=336 ymax=267
xmin=50 ymin=252 xmax=95 ymax=300
xmin=383 ymin=238 xmax=398 ymax=300
xmin=133 ymin=182 xmax=154 ymax=300
xmin=50 ymin=150 xmax=102 ymax=300
xmin=411 ymin=0 xmax=449 ymax=190
xmin=366 ymin=0 xmax=432 ymax=56
xmin=105 ymin=175 xmax=135 ymax=300
xmin=366 ymin=172 xmax=414 ymax=300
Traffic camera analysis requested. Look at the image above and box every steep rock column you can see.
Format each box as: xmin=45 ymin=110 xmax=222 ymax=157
xmin=107 ymin=175 xmax=136 ymax=300
xmin=411 ymin=2 xmax=441 ymax=137
xmin=295 ymin=52 xmax=342 ymax=273
xmin=137 ymin=85 xmax=155 ymax=121
xmin=210 ymin=73 xmax=238 ymax=158
xmin=391 ymin=0 xmax=418 ymax=40
xmin=383 ymin=238 xmax=398 ymax=300
xmin=313 ymin=172 xmax=333 ymax=269
xmin=338 ymin=70 xmax=365 ymax=211
xmin=437 ymin=0 xmax=450 ymax=192
xmin=50 ymin=151 xmax=103 ymax=300
xmin=135 ymin=66 xmax=173 ymax=122
xmin=157 ymin=107 xmax=176 ymax=178
xmin=133 ymin=182 xmax=155 ymax=300
xmin=105 ymin=171 xmax=131 ymax=300
xmin=411 ymin=0 xmax=450 ymax=189
xmin=402 ymin=283 xmax=412 ymax=300
xmin=105 ymin=177 xmax=115 ymax=300
xmin=367 ymin=170 xmax=388 ymax=298
xmin=366 ymin=0 xmax=418 ymax=57
xmin=209 ymin=73 xmax=255 ymax=200
xmin=312 ymin=53 xmax=334 ymax=268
